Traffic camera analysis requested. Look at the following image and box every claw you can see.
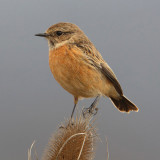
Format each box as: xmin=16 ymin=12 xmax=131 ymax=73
xmin=82 ymin=107 xmax=98 ymax=118
xmin=82 ymin=95 xmax=100 ymax=118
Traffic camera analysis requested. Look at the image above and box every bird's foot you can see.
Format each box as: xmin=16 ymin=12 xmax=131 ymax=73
xmin=82 ymin=107 xmax=98 ymax=118
xmin=82 ymin=95 xmax=100 ymax=118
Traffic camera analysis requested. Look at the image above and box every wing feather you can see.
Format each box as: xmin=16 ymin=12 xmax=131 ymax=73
xmin=73 ymin=40 xmax=123 ymax=96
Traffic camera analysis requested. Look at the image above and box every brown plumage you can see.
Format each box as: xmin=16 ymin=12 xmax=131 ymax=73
xmin=35 ymin=22 xmax=139 ymax=116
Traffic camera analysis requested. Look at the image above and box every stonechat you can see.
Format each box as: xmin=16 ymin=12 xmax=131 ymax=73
xmin=35 ymin=22 xmax=139 ymax=117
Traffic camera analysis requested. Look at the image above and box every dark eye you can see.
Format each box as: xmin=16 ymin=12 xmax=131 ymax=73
xmin=56 ymin=31 xmax=62 ymax=36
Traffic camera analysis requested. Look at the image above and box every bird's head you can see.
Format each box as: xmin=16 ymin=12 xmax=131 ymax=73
xmin=35 ymin=22 xmax=85 ymax=50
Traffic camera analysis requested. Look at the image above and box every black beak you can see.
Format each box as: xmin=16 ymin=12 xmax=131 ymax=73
xmin=35 ymin=33 xmax=49 ymax=37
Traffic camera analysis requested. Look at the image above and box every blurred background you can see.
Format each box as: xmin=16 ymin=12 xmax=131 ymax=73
xmin=0 ymin=0 xmax=160 ymax=159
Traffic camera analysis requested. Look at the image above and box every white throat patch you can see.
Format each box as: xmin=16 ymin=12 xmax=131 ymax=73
xmin=48 ymin=40 xmax=69 ymax=50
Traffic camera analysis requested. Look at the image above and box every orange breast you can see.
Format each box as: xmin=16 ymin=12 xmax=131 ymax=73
xmin=49 ymin=44 xmax=112 ymax=98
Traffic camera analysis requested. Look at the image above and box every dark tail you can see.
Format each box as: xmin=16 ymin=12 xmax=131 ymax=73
xmin=110 ymin=95 xmax=139 ymax=113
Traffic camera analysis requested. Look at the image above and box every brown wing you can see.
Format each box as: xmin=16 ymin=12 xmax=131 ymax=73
xmin=100 ymin=63 xmax=123 ymax=95
xmin=73 ymin=40 xmax=123 ymax=96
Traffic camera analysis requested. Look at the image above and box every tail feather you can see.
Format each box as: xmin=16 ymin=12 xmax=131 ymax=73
xmin=110 ymin=95 xmax=139 ymax=113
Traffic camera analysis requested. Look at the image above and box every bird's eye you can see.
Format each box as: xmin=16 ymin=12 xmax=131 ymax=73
xmin=56 ymin=31 xmax=63 ymax=36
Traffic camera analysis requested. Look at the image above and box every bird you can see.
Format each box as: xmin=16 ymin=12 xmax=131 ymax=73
xmin=35 ymin=22 xmax=139 ymax=118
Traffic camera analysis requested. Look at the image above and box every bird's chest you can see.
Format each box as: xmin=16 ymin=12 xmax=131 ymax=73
xmin=49 ymin=45 xmax=83 ymax=86
xmin=48 ymin=45 xmax=105 ymax=97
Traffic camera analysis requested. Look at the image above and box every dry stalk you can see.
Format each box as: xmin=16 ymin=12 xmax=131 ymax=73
xmin=28 ymin=141 xmax=38 ymax=160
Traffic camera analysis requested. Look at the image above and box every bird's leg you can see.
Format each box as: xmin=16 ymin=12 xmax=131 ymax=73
xmin=71 ymin=104 xmax=77 ymax=119
xmin=71 ymin=97 xmax=78 ymax=119
xmin=83 ymin=95 xmax=100 ymax=117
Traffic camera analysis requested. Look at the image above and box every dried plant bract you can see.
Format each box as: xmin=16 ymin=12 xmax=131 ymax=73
xmin=41 ymin=114 xmax=97 ymax=160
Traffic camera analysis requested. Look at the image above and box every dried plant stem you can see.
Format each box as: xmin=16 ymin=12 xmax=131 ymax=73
xmin=28 ymin=141 xmax=38 ymax=160
xmin=105 ymin=137 xmax=109 ymax=160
